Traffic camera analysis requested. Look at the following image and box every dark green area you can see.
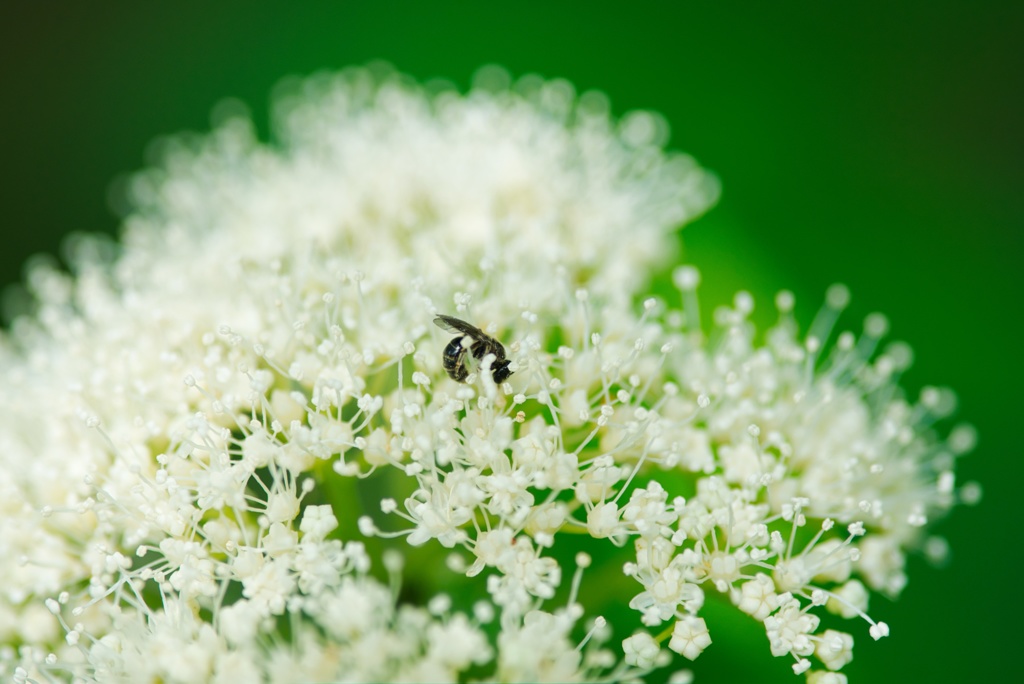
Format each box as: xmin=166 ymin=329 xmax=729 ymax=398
xmin=2 ymin=2 xmax=1019 ymax=682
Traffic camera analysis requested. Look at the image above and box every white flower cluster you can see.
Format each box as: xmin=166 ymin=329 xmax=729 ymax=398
xmin=0 ymin=65 xmax=974 ymax=683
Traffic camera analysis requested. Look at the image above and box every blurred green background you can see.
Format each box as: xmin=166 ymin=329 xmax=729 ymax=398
xmin=1 ymin=2 xmax=1019 ymax=682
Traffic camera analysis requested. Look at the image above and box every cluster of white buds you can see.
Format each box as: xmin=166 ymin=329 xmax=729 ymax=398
xmin=0 ymin=65 xmax=973 ymax=683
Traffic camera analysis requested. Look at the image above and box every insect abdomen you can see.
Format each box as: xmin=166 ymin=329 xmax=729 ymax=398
xmin=442 ymin=336 xmax=470 ymax=382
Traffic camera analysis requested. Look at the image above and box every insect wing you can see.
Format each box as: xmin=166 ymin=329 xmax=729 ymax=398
xmin=433 ymin=315 xmax=486 ymax=340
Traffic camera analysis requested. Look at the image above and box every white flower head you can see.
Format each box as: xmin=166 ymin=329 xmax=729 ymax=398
xmin=0 ymin=64 xmax=971 ymax=682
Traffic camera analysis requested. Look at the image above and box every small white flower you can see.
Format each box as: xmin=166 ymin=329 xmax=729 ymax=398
xmin=426 ymin=613 xmax=493 ymax=669
xmin=737 ymin=573 xmax=778 ymax=621
xmin=765 ymin=595 xmax=820 ymax=658
xmin=299 ymin=504 xmax=339 ymax=540
xmin=815 ymin=629 xmax=854 ymax=671
xmin=668 ymin=615 xmax=712 ymax=660
xmin=623 ymin=631 xmax=662 ymax=669
xmin=827 ymin=579 xmax=869 ymax=619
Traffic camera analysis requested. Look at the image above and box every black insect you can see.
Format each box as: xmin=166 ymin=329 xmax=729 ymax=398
xmin=433 ymin=314 xmax=513 ymax=384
